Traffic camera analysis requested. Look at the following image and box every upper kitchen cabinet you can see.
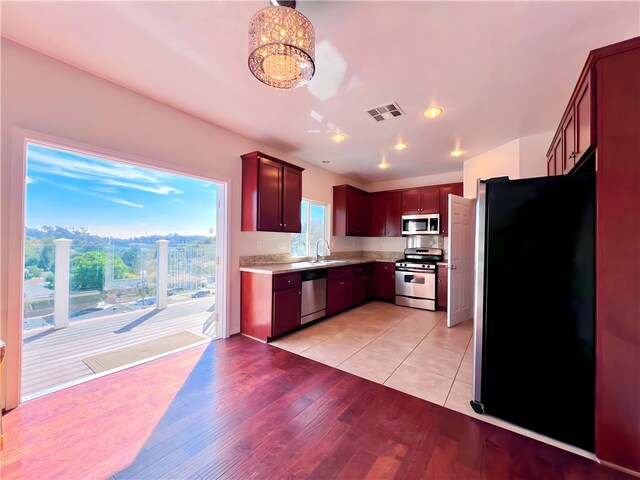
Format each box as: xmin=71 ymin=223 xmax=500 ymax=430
xmin=241 ymin=151 xmax=304 ymax=233
xmin=547 ymin=69 xmax=595 ymax=176
xmin=438 ymin=183 xmax=464 ymax=236
xmin=333 ymin=185 xmax=370 ymax=236
xmin=401 ymin=187 xmax=439 ymax=215
xmin=369 ymin=191 xmax=402 ymax=237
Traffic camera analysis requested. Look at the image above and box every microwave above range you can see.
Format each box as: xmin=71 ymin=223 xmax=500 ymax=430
xmin=401 ymin=214 xmax=440 ymax=235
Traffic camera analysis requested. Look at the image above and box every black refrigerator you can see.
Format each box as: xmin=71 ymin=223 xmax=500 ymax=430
xmin=471 ymin=172 xmax=595 ymax=451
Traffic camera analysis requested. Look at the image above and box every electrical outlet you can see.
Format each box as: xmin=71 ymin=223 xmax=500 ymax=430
xmin=257 ymin=241 xmax=262 ymax=249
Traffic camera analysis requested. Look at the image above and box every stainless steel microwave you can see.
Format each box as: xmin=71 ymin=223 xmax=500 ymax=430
xmin=401 ymin=214 xmax=440 ymax=235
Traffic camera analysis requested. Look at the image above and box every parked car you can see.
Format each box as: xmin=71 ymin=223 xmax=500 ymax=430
xmin=133 ymin=296 xmax=156 ymax=305
xmin=192 ymin=289 xmax=210 ymax=298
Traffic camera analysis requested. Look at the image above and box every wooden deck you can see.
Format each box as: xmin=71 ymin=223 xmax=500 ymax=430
xmin=22 ymin=297 xmax=216 ymax=398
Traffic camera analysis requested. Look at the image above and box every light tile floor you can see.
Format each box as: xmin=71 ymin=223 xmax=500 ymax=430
xmin=271 ymin=301 xmax=595 ymax=460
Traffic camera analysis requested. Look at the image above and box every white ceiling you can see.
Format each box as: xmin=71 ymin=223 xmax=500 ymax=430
xmin=2 ymin=1 xmax=638 ymax=182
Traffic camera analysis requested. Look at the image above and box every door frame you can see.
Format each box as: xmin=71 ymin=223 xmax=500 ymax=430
xmin=5 ymin=127 xmax=231 ymax=410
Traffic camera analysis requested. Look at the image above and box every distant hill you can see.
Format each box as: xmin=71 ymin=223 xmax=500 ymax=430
xmin=25 ymin=226 xmax=212 ymax=246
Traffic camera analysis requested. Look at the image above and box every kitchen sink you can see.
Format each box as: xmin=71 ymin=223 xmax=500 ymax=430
xmin=311 ymin=259 xmax=348 ymax=264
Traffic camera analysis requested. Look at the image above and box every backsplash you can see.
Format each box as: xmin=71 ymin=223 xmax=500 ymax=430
xmin=239 ymin=250 xmax=403 ymax=267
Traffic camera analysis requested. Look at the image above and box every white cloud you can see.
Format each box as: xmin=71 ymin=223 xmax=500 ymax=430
xmin=26 ymin=176 xmax=35 ymax=184
xmin=108 ymin=198 xmax=144 ymax=208
xmin=102 ymin=179 xmax=182 ymax=195
xmin=26 ymin=144 xmax=181 ymax=196
xmin=93 ymin=187 xmax=119 ymax=194
xmin=84 ymin=192 xmax=143 ymax=208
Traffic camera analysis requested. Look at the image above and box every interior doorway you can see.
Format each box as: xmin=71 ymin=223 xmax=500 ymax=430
xmin=19 ymin=140 xmax=226 ymax=400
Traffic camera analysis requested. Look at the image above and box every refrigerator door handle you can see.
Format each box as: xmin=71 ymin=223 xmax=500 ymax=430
xmin=471 ymin=179 xmax=488 ymax=413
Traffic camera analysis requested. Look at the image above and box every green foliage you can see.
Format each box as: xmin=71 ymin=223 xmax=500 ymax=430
xmin=24 ymin=239 xmax=39 ymax=266
xmin=70 ymin=251 xmax=129 ymax=291
xmin=24 ymin=265 xmax=44 ymax=280
xmin=44 ymin=272 xmax=55 ymax=289
xmin=120 ymin=248 xmax=139 ymax=272
xmin=37 ymin=238 xmax=55 ymax=271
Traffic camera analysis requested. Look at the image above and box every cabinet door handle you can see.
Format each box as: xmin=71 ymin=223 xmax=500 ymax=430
xmin=339 ymin=281 xmax=344 ymax=285
xmin=279 ymin=223 xmax=282 ymax=226
xmin=288 ymin=280 xmax=291 ymax=283
xmin=283 ymin=224 xmax=287 ymax=227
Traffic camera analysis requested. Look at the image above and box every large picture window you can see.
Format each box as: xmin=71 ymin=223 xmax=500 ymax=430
xmin=291 ymin=199 xmax=329 ymax=258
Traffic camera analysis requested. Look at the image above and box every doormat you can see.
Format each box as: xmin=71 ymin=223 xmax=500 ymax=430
xmin=83 ymin=331 xmax=207 ymax=373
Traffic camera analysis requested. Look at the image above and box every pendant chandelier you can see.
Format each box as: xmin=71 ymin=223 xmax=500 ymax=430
xmin=248 ymin=0 xmax=315 ymax=89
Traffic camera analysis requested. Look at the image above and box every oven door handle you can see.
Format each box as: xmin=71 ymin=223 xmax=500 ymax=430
xmin=395 ymin=268 xmax=435 ymax=273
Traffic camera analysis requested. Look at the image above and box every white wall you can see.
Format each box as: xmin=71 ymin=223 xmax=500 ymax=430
xmin=519 ymin=131 xmax=554 ymax=179
xmin=462 ymin=133 xmax=554 ymax=198
xmin=463 ymin=139 xmax=520 ymax=198
xmin=366 ymin=170 xmax=463 ymax=193
xmin=0 ymin=39 xmax=360 ymax=345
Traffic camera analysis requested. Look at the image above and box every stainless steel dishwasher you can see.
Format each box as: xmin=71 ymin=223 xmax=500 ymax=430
xmin=301 ymin=269 xmax=327 ymax=324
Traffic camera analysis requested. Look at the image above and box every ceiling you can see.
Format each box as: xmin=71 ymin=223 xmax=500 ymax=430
xmin=2 ymin=1 xmax=638 ymax=182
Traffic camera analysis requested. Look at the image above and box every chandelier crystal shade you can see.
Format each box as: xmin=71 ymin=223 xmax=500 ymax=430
xmin=248 ymin=5 xmax=315 ymax=89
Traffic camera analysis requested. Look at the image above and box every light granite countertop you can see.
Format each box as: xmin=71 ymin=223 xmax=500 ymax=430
xmin=240 ymin=257 xmax=401 ymax=275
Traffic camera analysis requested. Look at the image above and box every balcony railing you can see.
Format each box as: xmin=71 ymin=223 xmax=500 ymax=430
xmin=23 ymin=240 xmax=216 ymax=331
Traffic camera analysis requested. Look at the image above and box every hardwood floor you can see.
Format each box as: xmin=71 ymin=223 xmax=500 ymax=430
xmin=2 ymin=335 xmax=631 ymax=479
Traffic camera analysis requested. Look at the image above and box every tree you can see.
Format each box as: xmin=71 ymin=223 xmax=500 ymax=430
xmin=120 ymin=248 xmax=138 ymax=271
xmin=37 ymin=238 xmax=55 ymax=271
xmin=44 ymin=272 xmax=55 ymax=289
xmin=70 ymin=251 xmax=129 ymax=291
xmin=24 ymin=265 xmax=44 ymax=280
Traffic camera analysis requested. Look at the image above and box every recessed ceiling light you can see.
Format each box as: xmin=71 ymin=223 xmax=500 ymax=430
xmin=394 ymin=143 xmax=408 ymax=151
xmin=424 ymin=107 xmax=443 ymax=118
xmin=450 ymin=149 xmax=464 ymax=157
xmin=322 ymin=160 xmax=330 ymax=164
xmin=331 ymin=133 xmax=346 ymax=143
xmin=378 ymin=162 xmax=389 ymax=169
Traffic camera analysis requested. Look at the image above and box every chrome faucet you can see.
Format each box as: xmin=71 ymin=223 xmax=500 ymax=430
xmin=315 ymin=238 xmax=331 ymax=262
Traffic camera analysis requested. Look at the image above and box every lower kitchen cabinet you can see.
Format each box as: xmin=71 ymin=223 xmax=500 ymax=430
xmin=437 ymin=265 xmax=448 ymax=310
xmin=241 ymin=271 xmax=301 ymax=342
xmin=327 ymin=276 xmax=354 ymax=315
xmin=374 ymin=262 xmax=396 ymax=301
xmin=272 ymin=286 xmax=302 ymax=337
xmin=353 ymin=263 xmax=374 ymax=305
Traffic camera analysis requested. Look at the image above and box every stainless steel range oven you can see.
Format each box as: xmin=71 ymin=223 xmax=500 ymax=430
xmin=395 ymin=247 xmax=443 ymax=311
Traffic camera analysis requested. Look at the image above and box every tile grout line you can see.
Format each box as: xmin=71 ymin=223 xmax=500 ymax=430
xmin=443 ymin=333 xmax=474 ymax=406
xmin=334 ymin=306 xmax=417 ymax=369
xmin=380 ymin=312 xmax=445 ymax=385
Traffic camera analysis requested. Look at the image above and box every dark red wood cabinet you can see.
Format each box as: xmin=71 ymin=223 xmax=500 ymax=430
xmin=241 ymin=271 xmax=301 ymax=342
xmin=374 ymin=262 xmax=395 ymax=301
xmin=369 ymin=191 xmax=402 ymax=237
xmin=437 ymin=265 xmax=447 ymax=310
xmin=353 ymin=263 xmax=374 ymax=305
xmin=401 ymin=187 xmax=439 ymax=215
xmin=438 ymin=183 xmax=464 ymax=236
xmin=546 ymin=70 xmax=595 ymax=177
xmin=544 ymin=37 xmax=640 ymax=473
xmin=241 ymin=151 xmax=304 ymax=233
xmin=327 ymin=267 xmax=355 ymax=315
xmin=272 ymin=284 xmax=301 ymax=337
xmin=333 ymin=185 xmax=370 ymax=236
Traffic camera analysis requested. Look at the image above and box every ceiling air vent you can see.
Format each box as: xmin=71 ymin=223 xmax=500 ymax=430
xmin=366 ymin=102 xmax=404 ymax=122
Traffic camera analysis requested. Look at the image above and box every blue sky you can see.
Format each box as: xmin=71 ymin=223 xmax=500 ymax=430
xmin=26 ymin=143 xmax=217 ymax=238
